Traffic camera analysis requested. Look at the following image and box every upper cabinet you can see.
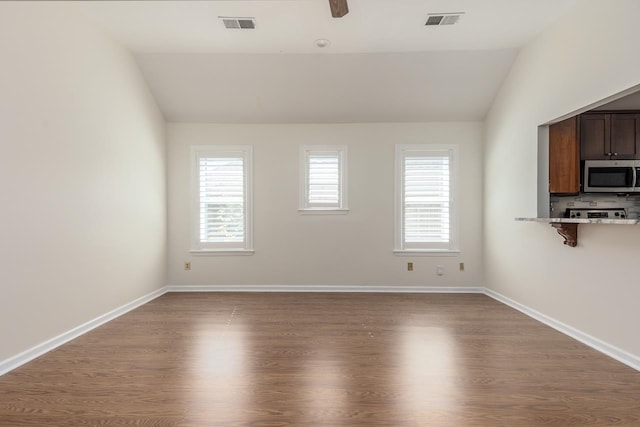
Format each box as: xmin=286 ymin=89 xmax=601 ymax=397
xmin=580 ymin=114 xmax=609 ymax=160
xmin=549 ymin=116 xmax=580 ymax=194
xmin=580 ymin=112 xmax=640 ymax=160
xmin=611 ymin=114 xmax=640 ymax=159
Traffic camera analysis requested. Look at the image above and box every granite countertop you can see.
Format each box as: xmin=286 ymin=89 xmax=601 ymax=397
xmin=515 ymin=217 xmax=640 ymax=224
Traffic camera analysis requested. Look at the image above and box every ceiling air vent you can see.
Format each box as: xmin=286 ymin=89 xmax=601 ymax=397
xmin=425 ymin=12 xmax=464 ymax=26
xmin=220 ymin=17 xmax=256 ymax=29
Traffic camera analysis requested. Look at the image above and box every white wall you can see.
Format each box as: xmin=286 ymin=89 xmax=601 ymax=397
xmin=0 ymin=4 xmax=166 ymax=360
xmin=168 ymin=123 xmax=483 ymax=287
xmin=485 ymin=0 xmax=640 ymax=358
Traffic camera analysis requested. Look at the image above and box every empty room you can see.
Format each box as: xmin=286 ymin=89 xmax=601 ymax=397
xmin=1 ymin=0 xmax=640 ymax=425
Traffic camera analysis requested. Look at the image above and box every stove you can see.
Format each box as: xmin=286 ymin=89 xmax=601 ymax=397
xmin=568 ymin=208 xmax=627 ymax=219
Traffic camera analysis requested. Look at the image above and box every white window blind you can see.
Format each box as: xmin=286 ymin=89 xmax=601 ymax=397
xmin=308 ymin=153 xmax=340 ymax=207
xmin=191 ymin=146 xmax=253 ymax=254
xmin=198 ymin=156 xmax=245 ymax=243
xmin=404 ymin=155 xmax=450 ymax=243
xmin=395 ymin=145 xmax=458 ymax=253
xmin=299 ymin=145 xmax=348 ymax=213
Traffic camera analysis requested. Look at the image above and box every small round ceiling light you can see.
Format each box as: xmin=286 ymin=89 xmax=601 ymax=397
xmin=314 ymin=38 xmax=331 ymax=48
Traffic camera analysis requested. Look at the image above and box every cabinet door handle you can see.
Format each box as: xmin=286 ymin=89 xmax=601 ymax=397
xmin=607 ymin=152 xmax=612 ymax=156
xmin=614 ymin=153 xmax=618 ymax=156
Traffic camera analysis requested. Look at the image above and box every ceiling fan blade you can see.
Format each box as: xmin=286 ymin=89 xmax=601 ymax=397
xmin=328 ymin=0 xmax=349 ymax=18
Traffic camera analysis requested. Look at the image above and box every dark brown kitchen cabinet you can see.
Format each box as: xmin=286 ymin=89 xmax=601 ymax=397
xmin=549 ymin=116 xmax=580 ymax=194
xmin=580 ymin=112 xmax=640 ymax=160
xmin=580 ymin=114 xmax=609 ymax=160
xmin=610 ymin=114 xmax=640 ymax=159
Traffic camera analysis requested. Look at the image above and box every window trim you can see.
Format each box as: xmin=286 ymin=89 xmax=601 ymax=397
xmin=190 ymin=145 xmax=254 ymax=255
xmin=394 ymin=144 xmax=459 ymax=255
xmin=298 ymin=145 xmax=349 ymax=214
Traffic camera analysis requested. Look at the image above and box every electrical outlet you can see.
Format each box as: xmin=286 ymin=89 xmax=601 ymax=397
xmin=436 ymin=265 xmax=444 ymax=276
xmin=407 ymin=262 xmax=413 ymax=271
xmin=184 ymin=262 xmax=191 ymax=271
xmin=459 ymin=262 xmax=464 ymax=271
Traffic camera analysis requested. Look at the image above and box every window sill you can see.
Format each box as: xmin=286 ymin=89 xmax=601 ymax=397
xmin=298 ymin=208 xmax=350 ymax=215
xmin=393 ymin=249 xmax=460 ymax=257
xmin=189 ymin=249 xmax=255 ymax=256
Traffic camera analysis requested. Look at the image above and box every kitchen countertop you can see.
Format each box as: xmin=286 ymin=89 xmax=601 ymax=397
xmin=515 ymin=217 xmax=640 ymax=224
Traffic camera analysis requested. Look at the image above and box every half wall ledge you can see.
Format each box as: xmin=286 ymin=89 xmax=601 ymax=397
xmin=515 ymin=217 xmax=640 ymax=247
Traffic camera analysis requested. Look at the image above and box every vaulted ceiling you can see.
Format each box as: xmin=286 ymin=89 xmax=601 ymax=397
xmin=80 ymin=0 xmax=578 ymax=123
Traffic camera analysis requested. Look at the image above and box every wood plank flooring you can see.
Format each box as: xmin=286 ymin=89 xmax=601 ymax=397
xmin=1 ymin=292 xmax=639 ymax=426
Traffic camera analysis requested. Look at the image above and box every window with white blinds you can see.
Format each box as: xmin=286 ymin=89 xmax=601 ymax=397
xmin=191 ymin=146 xmax=253 ymax=254
xmin=395 ymin=145 xmax=458 ymax=253
xmin=299 ymin=145 xmax=348 ymax=213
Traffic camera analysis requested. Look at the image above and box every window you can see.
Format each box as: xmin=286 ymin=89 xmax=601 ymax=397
xmin=299 ymin=145 xmax=348 ymax=214
xmin=191 ymin=145 xmax=253 ymax=254
xmin=394 ymin=144 xmax=459 ymax=254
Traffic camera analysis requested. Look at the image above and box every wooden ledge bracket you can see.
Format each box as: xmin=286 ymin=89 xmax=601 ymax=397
xmin=551 ymin=223 xmax=578 ymax=247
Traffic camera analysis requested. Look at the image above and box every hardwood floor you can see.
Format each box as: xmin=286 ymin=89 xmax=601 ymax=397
xmin=1 ymin=292 xmax=639 ymax=426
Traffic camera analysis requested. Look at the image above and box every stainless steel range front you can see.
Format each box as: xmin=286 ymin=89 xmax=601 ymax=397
xmin=567 ymin=208 xmax=627 ymax=219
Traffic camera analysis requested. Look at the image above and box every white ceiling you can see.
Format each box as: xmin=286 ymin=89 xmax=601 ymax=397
xmin=79 ymin=0 xmax=578 ymax=123
xmin=81 ymin=0 xmax=577 ymax=54
xmin=136 ymin=50 xmax=517 ymax=123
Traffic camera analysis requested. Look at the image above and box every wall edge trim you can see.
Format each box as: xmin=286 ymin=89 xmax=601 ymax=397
xmin=0 ymin=287 xmax=167 ymax=376
xmin=3 ymin=285 xmax=639 ymax=377
xmin=165 ymin=284 xmax=485 ymax=293
xmin=485 ymin=288 xmax=640 ymax=372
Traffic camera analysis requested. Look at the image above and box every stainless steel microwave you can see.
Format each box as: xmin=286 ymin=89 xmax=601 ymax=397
xmin=583 ymin=160 xmax=640 ymax=193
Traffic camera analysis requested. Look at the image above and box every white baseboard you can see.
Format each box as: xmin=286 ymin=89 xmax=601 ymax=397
xmin=165 ymin=284 xmax=485 ymax=293
xmin=0 ymin=284 xmax=480 ymax=377
xmin=0 ymin=287 xmax=167 ymax=376
xmin=3 ymin=285 xmax=639 ymax=377
xmin=485 ymin=288 xmax=640 ymax=372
